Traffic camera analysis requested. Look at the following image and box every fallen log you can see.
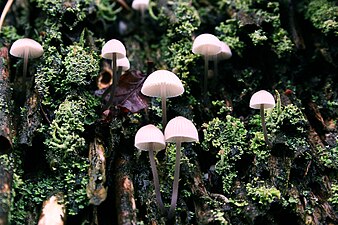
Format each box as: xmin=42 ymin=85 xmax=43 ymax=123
xmin=0 ymin=46 xmax=13 ymax=154
xmin=0 ymin=160 xmax=12 ymax=225
xmin=114 ymin=152 xmax=137 ymax=225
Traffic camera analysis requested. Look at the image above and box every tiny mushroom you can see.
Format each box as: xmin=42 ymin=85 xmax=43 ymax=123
xmin=141 ymin=70 xmax=184 ymax=128
xmin=101 ymin=39 xmax=127 ymax=108
xmin=135 ymin=124 xmax=166 ymax=214
xmin=249 ymin=90 xmax=276 ymax=148
xmin=213 ymin=41 xmax=232 ymax=77
xmin=192 ymin=33 xmax=221 ymax=94
xmin=9 ymin=38 xmax=44 ymax=82
xmin=116 ymin=56 xmax=130 ymax=80
xmin=132 ymin=0 xmax=150 ymax=21
xmin=164 ymin=116 xmax=199 ymax=219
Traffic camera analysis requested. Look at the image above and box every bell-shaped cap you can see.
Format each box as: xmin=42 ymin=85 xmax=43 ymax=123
xmin=117 ymin=57 xmax=130 ymax=71
xmin=135 ymin=124 xmax=166 ymax=152
xmin=192 ymin=33 xmax=221 ymax=56
xmin=101 ymin=39 xmax=126 ymax=59
xmin=141 ymin=70 xmax=184 ymax=98
xmin=10 ymin=38 xmax=43 ymax=59
xmin=217 ymin=41 xmax=232 ymax=60
xmin=164 ymin=116 xmax=199 ymax=143
xmin=132 ymin=0 xmax=149 ymax=11
xmin=249 ymin=90 xmax=275 ymax=109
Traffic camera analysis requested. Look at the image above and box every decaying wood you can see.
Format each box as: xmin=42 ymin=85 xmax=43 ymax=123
xmin=0 ymin=160 xmax=12 ymax=225
xmin=183 ymin=157 xmax=227 ymax=224
xmin=115 ymin=153 xmax=137 ymax=225
xmin=0 ymin=47 xmax=13 ymax=155
xmin=37 ymin=193 xmax=66 ymax=225
xmin=18 ymin=90 xmax=41 ymax=146
xmin=87 ymin=137 xmax=108 ymax=206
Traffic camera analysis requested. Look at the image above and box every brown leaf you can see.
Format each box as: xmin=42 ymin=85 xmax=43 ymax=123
xmin=112 ymin=70 xmax=149 ymax=113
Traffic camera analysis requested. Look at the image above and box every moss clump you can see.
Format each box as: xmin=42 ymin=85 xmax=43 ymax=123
xmin=35 ymin=42 xmax=100 ymax=108
xmin=202 ymin=115 xmax=247 ymax=193
xmin=304 ymin=0 xmax=338 ymax=35
xmin=246 ymin=178 xmax=281 ymax=206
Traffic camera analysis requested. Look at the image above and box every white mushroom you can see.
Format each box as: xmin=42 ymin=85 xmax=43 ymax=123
xmin=135 ymin=124 xmax=166 ymax=214
xmin=249 ymin=90 xmax=276 ymax=148
xmin=10 ymin=38 xmax=44 ymax=82
xmin=213 ymin=41 xmax=232 ymax=77
xmin=101 ymin=39 xmax=127 ymax=108
xmin=132 ymin=0 xmax=150 ymax=22
xmin=141 ymin=70 xmax=184 ymax=128
xmin=192 ymin=33 xmax=222 ymax=94
xmin=164 ymin=116 xmax=199 ymax=219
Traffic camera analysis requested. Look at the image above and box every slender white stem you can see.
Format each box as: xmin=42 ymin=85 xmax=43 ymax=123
xmin=148 ymin=148 xmax=165 ymax=214
xmin=260 ymin=104 xmax=272 ymax=148
xmin=0 ymin=0 xmax=14 ymax=33
xmin=23 ymin=48 xmax=29 ymax=79
xmin=214 ymin=55 xmax=218 ymax=78
xmin=161 ymin=85 xmax=167 ymax=129
xmin=204 ymin=55 xmax=209 ymax=95
xmin=168 ymin=141 xmax=182 ymax=219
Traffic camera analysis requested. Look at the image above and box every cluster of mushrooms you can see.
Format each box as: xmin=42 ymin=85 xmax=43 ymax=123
xmin=8 ymin=28 xmax=276 ymax=222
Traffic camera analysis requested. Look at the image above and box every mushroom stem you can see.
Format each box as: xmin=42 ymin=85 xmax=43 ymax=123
xmin=203 ymin=55 xmax=208 ymax=95
xmin=140 ymin=8 xmax=145 ymax=23
xmin=148 ymin=148 xmax=166 ymax=214
xmin=214 ymin=55 xmax=218 ymax=78
xmin=23 ymin=48 xmax=29 ymax=81
xmin=168 ymin=140 xmax=182 ymax=219
xmin=106 ymin=53 xmax=117 ymax=109
xmin=161 ymin=85 xmax=167 ymax=129
xmin=0 ymin=0 xmax=14 ymax=33
xmin=260 ymin=104 xmax=272 ymax=148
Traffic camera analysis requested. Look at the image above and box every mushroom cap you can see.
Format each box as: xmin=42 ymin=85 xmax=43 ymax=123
xmin=164 ymin=116 xmax=199 ymax=143
xmin=135 ymin=124 xmax=166 ymax=152
xmin=217 ymin=41 xmax=232 ymax=60
xmin=141 ymin=70 xmax=184 ymax=98
xmin=249 ymin=90 xmax=275 ymax=109
xmin=117 ymin=57 xmax=130 ymax=71
xmin=101 ymin=39 xmax=126 ymax=59
xmin=192 ymin=33 xmax=222 ymax=56
xmin=10 ymin=38 xmax=44 ymax=59
xmin=132 ymin=0 xmax=149 ymax=10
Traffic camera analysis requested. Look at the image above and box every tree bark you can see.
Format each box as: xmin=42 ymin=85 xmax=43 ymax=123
xmin=87 ymin=137 xmax=108 ymax=206
xmin=18 ymin=90 xmax=41 ymax=146
xmin=114 ymin=152 xmax=137 ymax=225
xmin=0 ymin=46 xmax=13 ymax=154
xmin=0 ymin=160 xmax=12 ymax=225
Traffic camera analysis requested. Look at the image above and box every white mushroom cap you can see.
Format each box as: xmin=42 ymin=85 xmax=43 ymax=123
xmin=192 ymin=33 xmax=222 ymax=56
xmin=117 ymin=57 xmax=130 ymax=71
xmin=217 ymin=41 xmax=232 ymax=60
xmin=10 ymin=38 xmax=43 ymax=58
xmin=101 ymin=39 xmax=126 ymax=59
xmin=164 ymin=116 xmax=199 ymax=143
xmin=135 ymin=124 xmax=166 ymax=152
xmin=132 ymin=0 xmax=149 ymax=11
xmin=249 ymin=90 xmax=275 ymax=109
xmin=141 ymin=70 xmax=184 ymax=98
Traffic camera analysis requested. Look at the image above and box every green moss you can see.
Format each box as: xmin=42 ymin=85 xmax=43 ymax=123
xmin=246 ymin=178 xmax=281 ymax=205
xmin=35 ymin=42 xmax=100 ymax=108
xmin=202 ymin=115 xmax=247 ymax=193
xmin=32 ymin=0 xmax=93 ymax=29
xmin=329 ymin=182 xmax=338 ymax=209
xmin=304 ymin=0 xmax=338 ymax=35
